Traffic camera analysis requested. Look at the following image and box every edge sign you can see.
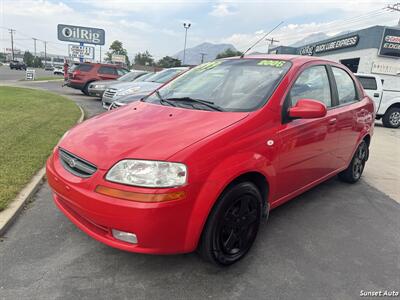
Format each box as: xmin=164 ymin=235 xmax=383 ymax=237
xmin=57 ymin=24 xmax=105 ymax=45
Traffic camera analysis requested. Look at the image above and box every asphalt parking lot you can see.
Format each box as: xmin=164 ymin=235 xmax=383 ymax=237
xmin=0 ymin=65 xmax=58 ymax=81
xmin=0 ymin=81 xmax=399 ymax=299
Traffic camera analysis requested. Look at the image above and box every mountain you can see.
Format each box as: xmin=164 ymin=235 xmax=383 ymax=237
xmin=290 ymin=32 xmax=330 ymax=47
xmin=173 ymin=42 xmax=237 ymax=65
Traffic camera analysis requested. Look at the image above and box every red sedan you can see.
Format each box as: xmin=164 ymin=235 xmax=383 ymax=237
xmin=46 ymin=55 xmax=374 ymax=265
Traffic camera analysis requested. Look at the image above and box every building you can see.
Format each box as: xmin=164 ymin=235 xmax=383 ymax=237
xmin=270 ymin=25 xmax=400 ymax=88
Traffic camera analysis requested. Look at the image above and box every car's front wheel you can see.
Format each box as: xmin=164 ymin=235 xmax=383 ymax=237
xmin=382 ymin=107 xmax=400 ymax=128
xmin=198 ymin=181 xmax=263 ymax=266
xmin=338 ymin=140 xmax=368 ymax=183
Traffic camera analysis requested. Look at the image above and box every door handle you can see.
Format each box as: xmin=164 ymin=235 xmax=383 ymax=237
xmin=373 ymin=93 xmax=380 ymax=97
xmin=328 ymin=118 xmax=337 ymax=125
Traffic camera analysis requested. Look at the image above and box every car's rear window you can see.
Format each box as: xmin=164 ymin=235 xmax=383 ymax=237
xmin=76 ymin=64 xmax=93 ymax=72
xmin=357 ymin=76 xmax=378 ymax=90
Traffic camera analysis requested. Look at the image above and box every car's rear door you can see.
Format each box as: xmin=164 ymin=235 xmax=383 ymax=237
xmin=329 ymin=66 xmax=372 ymax=166
xmin=98 ymin=66 xmax=118 ymax=80
xmin=275 ymin=63 xmax=341 ymax=200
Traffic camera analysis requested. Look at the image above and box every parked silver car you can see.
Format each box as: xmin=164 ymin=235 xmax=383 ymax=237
xmin=103 ymin=67 xmax=189 ymax=110
xmin=88 ymin=70 xmax=149 ymax=98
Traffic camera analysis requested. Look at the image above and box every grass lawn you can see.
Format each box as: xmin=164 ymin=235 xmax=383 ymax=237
xmin=0 ymin=86 xmax=81 ymax=211
xmin=21 ymin=76 xmax=63 ymax=82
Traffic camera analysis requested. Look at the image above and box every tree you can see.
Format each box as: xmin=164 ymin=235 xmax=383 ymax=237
xmin=134 ymin=51 xmax=155 ymax=66
xmin=216 ymin=48 xmax=243 ymax=59
xmin=0 ymin=52 xmax=6 ymax=63
xmin=156 ymin=56 xmax=181 ymax=68
xmin=105 ymin=40 xmax=130 ymax=67
xmin=33 ymin=56 xmax=43 ymax=68
xmin=23 ymin=51 xmax=35 ymax=67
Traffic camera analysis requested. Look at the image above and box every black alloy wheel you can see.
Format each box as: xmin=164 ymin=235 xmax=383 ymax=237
xmin=198 ymin=182 xmax=263 ymax=266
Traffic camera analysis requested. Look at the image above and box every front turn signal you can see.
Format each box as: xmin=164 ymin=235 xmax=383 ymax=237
xmin=95 ymin=185 xmax=186 ymax=203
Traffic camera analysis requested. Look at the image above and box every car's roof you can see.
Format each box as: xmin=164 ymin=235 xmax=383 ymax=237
xmin=355 ymin=73 xmax=379 ymax=78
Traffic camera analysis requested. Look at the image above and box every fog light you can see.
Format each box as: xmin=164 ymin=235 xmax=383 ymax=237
xmin=112 ymin=229 xmax=137 ymax=244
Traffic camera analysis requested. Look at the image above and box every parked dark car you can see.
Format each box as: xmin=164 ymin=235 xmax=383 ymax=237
xmin=9 ymin=60 xmax=26 ymax=70
xmin=44 ymin=65 xmax=54 ymax=71
xmin=87 ymin=70 xmax=149 ymax=98
xmin=66 ymin=63 xmax=130 ymax=95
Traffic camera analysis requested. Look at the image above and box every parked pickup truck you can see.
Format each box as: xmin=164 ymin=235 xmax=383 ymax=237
xmin=355 ymin=73 xmax=400 ymax=128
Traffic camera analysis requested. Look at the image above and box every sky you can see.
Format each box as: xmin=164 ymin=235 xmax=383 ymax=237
xmin=0 ymin=0 xmax=399 ymax=61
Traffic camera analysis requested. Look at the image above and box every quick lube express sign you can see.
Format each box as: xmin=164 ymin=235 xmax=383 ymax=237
xmin=57 ymin=24 xmax=105 ymax=45
xmin=299 ymin=35 xmax=359 ymax=56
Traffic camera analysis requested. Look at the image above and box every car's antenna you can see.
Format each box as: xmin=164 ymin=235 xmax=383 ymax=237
xmin=240 ymin=21 xmax=284 ymax=58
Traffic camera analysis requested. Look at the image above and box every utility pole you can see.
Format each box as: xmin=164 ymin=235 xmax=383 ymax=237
xmin=200 ymin=52 xmax=207 ymax=64
xmin=387 ymin=3 xmax=400 ymax=25
xmin=44 ymin=41 xmax=47 ymax=67
xmin=265 ymin=37 xmax=279 ymax=54
xmin=9 ymin=29 xmax=15 ymax=60
xmin=182 ymin=23 xmax=191 ymax=65
xmin=33 ymin=38 xmax=37 ymax=57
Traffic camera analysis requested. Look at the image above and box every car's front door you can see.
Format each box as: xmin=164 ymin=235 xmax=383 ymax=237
xmin=274 ymin=64 xmax=341 ymax=201
xmin=98 ymin=66 xmax=118 ymax=80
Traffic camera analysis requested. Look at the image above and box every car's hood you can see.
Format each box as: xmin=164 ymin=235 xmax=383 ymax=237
xmin=92 ymin=80 xmax=119 ymax=86
xmin=60 ymin=101 xmax=249 ymax=170
xmin=108 ymin=81 xmax=160 ymax=92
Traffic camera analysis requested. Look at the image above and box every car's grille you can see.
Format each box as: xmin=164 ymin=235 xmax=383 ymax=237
xmin=103 ymin=88 xmax=117 ymax=98
xmin=59 ymin=148 xmax=97 ymax=178
xmin=109 ymin=102 xmax=121 ymax=110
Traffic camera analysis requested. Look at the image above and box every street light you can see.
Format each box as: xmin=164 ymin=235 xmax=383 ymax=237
xmin=182 ymin=23 xmax=191 ymax=65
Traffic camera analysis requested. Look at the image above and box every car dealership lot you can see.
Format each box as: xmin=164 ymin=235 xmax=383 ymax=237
xmin=0 ymin=81 xmax=399 ymax=299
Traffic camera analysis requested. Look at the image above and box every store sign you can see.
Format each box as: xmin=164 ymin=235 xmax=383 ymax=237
xmin=299 ymin=35 xmax=359 ymax=56
xmin=378 ymin=27 xmax=400 ymax=58
xmin=58 ymin=24 xmax=105 ymax=45
xmin=371 ymin=61 xmax=400 ymax=76
xmin=68 ymin=44 xmax=95 ymax=59
xmin=111 ymin=54 xmax=126 ymax=63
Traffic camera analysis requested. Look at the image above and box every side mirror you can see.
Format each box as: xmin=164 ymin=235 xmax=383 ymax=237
xmin=288 ymin=99 xmax=327 ymax=119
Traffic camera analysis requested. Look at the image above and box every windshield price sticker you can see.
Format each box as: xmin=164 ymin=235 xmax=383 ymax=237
xmin=257 ymin=60 xmax=286 ymax=67
xmin=194 ymin=61 xmax=222 ymax=72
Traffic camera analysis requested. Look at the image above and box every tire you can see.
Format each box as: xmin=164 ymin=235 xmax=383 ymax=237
xmin=81 ymin=82 xmax=90 ymax=95
xmin=338 ymin=140 xmax=368 ymax=183
xmin=382 ymin=107 xmax=400 ymax=128
xmin=198 ymin=182 xmax=263 ymax=266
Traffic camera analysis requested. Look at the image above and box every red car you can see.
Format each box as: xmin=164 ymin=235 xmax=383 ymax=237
xmin=47 ymin=55 xmax=374 ymax=265
xmin=67 ymin=63 xmax=129 ymax=95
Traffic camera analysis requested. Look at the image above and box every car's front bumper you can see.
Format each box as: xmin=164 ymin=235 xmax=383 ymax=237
xmin=46 ymin=150 xmax=196 ymax=254
xmin=88 ymin=87 xmax=106 ymax=98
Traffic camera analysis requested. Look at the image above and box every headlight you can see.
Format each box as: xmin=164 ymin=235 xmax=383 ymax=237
xmin=116 ymin=86 xmax=141 ymax=96
xmin=105 ymin=160 xmax=187 ymax=187
xmin=94 ymin=84 xmax=105 ymax=89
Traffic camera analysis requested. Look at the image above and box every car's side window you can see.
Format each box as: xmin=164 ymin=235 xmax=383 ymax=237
xmin=332 ymin=67 xmax=358 ymax=105
xmin=290 ymin=66 xmax=332 ymax=108
xmin=98 ymin=66 xmax=117 ymax=75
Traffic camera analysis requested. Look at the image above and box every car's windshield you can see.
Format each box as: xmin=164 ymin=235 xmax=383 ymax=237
xmin=144 ymin=68 xmax=185 ymax=84
xmin=133 ymin=72 xmax=154 ymax=82
xmin=145 ymin=59 xmax=291 ymax=112
xmin=117 ymin=72 xmax=146 ymax=82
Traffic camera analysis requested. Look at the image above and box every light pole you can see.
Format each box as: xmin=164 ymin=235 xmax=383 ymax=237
xmin=182 ymin=23 xmax=191 ymax=65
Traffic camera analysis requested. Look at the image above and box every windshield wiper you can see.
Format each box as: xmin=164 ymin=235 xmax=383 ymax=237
xmin=153 ymin=90 xmax=176 ymax=107
xmin=164 ymin=97 xmax=224 ymax=111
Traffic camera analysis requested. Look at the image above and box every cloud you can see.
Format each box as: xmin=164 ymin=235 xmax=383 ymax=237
xmin=209 ymin=3 xmax=237 ymax=17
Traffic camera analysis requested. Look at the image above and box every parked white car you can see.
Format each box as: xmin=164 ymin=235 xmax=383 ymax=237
xmin=355 ymin=73 xmax=400 ymax=128
xmin=53 ymin=67 xmax=64 ymax=75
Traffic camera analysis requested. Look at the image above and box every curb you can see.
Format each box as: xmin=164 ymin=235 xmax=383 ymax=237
xmin=0 ymin=103 xmax=85 ymax=236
